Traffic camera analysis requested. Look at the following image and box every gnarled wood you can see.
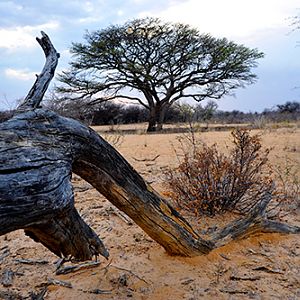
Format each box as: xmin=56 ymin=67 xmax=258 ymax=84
xmin=0 ymin=32 xmax=299 ymax=261
xmin=212 ymin=190 xmax=299 ymax=247
xmin=0 ymin=108 xmax=213 ymax=257
xmin=17 ymin=31 xmax=60 ymax=112
xmin=24 ymin=206 xmax=109 ymax=260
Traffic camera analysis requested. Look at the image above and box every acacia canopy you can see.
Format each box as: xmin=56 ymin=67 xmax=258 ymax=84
xmin=58 ymin=18 xmax=264 ymax=131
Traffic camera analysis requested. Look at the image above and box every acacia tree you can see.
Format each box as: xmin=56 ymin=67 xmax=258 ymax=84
xmin=58 ymin=18 xmax=264 ymax=131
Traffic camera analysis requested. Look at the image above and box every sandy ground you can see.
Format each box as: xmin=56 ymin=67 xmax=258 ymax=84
xmin=0 ymin=126 xmax=299 ymax=300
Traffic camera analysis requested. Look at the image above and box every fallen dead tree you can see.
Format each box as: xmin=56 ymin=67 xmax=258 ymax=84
xmin=0 ymin=32 xmax=299 ymax=261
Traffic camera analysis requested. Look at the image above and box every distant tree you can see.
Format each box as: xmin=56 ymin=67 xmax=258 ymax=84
xmin=45 ymin=93 xmax=95 ymax=125
xmin=194 ymin=101 xmax=218 ymax=123
xmin=276 ymin=101 xmax=300 ymax=113
xmin=58 ymin=18 xmax=264 ymax=132
xmin=177 ymin=103 xmax=195 ymax=123
xmin=92 ymin=102 xmax=123 ymax=125
xmin=164 ymin=105 xmax=183 ymax=123
xmin=121 ymin=105 xmax=148 ymax=124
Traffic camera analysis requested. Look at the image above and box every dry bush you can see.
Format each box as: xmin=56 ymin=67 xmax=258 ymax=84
xmin=272 ymin=157 xmax=300 ymax=213
xmin=164 ymin=129 xmax=275 ymax=216
xmin=102 ymin=132 xmax=124 ymax=148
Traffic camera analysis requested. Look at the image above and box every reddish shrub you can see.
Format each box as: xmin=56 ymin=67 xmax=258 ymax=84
xmin=164 ymin=129 xmax=273 ymax=216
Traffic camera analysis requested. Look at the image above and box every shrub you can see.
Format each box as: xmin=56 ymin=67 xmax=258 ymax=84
xmin=272 ymin=157 xmax=300 ymax=213
xmin=164 ymin=129 xmax=274 ymax=216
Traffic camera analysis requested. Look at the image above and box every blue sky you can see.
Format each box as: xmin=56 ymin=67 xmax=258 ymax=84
xmin=0 ymin=0 xmax=299 ymax=111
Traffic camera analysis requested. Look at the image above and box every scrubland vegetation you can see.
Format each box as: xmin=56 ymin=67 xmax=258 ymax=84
xmin=164 ymin=128 xmax=299 ymax=218
xmin=44 ymin=99 xmax=300 ymax=127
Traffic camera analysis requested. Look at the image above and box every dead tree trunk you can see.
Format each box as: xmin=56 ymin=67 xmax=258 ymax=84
xmin=0 ymin=32 xmax=299 ymax=261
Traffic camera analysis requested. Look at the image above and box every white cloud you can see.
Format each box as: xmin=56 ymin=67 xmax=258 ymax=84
xmin=4 ymin=68 xmax=37 ymax=81
xmin=0 ymin=21 xmax=60 ymax=50
xmin=78 ymin=16 xmax=99 ymax=24
xmin=131 ymin=0 xmax=149 ymax=4
xmin=117 ymin=10 xmax=124 ymax=16
xmin=83 ymin=1 xmax=94 ymax=13
xmin=156 ymin=0 xmax=299 ymax=40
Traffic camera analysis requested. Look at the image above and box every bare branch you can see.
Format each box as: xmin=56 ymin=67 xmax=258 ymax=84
xmin=17 ymin=32 xmax=60 ymax=112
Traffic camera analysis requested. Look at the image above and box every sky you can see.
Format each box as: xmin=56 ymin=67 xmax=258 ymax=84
xmin=0 ymin=0 xmax=299 ymax=112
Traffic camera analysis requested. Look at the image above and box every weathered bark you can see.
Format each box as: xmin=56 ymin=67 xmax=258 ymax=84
xmin=212 ymin=190 xmax=299 ymax=247
xmin=147 ymin=106 xmax=158 ymax=132
xmin=25 ymin=206 xmax=109 ymax=260
xmin=17 ymin=31 xmax=60 ymax=112
xmin=146 ymin=103 xmax=168 ymax=132
xmin=0 ymin=108 xmax=213 ymax=257
xmin=0 ymin=32 xmax=299 ymax=261
xmin=156 ymin=103 xmax=169 ymax=131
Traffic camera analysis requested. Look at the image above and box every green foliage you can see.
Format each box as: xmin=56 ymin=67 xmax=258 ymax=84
xmin=58 ymin=17 xmax=264 ymax=131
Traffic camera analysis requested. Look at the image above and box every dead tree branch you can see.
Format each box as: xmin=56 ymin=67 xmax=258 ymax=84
xmin=17 ymin=31 xmax=60 ymax=111
xmin=0 ymin=32 xmax=299 ymax=261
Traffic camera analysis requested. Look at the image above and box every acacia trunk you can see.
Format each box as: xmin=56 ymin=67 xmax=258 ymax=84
xmin=147 ymin=103 xmax=168 ymax=132
xmin=156 ymin=103 xmax=169 ymax=131
xmin=147 ymin=110 xmax=157 ymax=132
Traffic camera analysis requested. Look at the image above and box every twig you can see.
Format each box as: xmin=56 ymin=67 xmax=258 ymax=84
xmin=220 ymin=287 xmax=250 ymax=294
xmin=99 ymin=259 xmax=113 ymax=276
xmin=111 ymin=265 xmax=149 ymax=284
xmin=56 ymin=261 xmax=100 ymax=275
xmin=47 ymin=278 xmax=72 ymax=288
xmin=80 ymin=288 xmax=112 ymax=295
xmin=0 ymin=247 xmax=10 ymax=263
xmin=252 ymin=265 xmax=284 ymax=274
xmin=219 ymin=253 xmax=230 ymax=261
xmin=132 ymin=155 xmax=160 ymax=162
xmin=230 ymin=275 xmax=261 ymax=281
xmin=15 ymin=258 xmax=49 ymax=265
xmin=246 ymin=248 xmax=274 ymax=263
xmin=107 ymin=207 xmax=133 ymax=225
xmin=54 ymin=257 xmax=68 ymax=270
